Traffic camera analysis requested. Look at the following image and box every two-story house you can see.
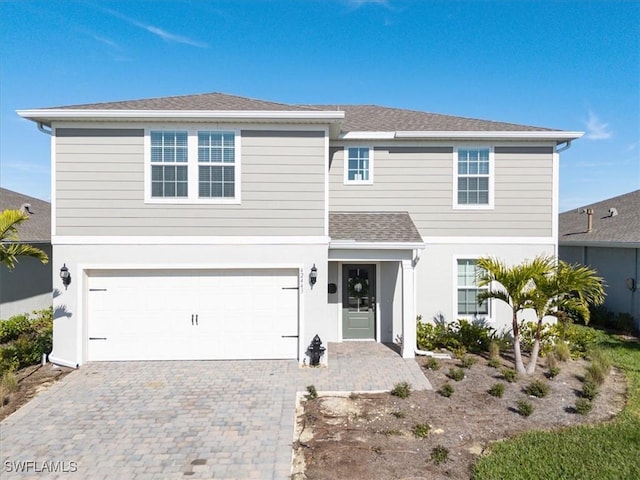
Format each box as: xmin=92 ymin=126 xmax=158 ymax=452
xmin=17 ymin=93 xmax=582 ymax=368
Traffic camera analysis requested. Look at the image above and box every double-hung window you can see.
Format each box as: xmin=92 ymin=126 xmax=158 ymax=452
xmin=456 ymin=259 xmax=489 ymax=318
xmin=147 ymin=129 xmax=239 ymax=203
xmin=198 ymin=131 xmax=236 ymax=198
xmin=345 ymin=147 xmax=372 ymax=184
xmin=455 ymin=147 xmax=492 ymax=208
xmin=151 ymin=131 xmax=188 ymax=198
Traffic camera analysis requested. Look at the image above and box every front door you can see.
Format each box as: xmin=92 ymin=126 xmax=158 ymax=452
xmin=342 ymin=264 xmax=376 ymax=339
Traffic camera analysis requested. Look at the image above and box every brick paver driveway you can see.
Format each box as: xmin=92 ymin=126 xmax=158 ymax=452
xmin=1 ymin=343 xmax=431 ymax=479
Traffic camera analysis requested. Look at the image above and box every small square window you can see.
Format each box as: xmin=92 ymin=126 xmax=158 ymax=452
xmin=345 ymin=147 xmax=372 ymax=184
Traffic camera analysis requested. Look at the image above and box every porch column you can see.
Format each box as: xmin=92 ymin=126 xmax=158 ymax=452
xmin=401 ymin=259 xmax=416 ymax=358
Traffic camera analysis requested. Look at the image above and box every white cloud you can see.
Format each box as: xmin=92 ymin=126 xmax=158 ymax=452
xmin=583 ymin=110 xmax=612 ymax=140
xmin=100 ymin=7 xmax=208 ymax=48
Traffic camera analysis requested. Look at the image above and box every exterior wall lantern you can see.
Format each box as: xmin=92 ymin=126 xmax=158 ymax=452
xmin=309 ymin=264 xmax=318 ymax=288
xmin=60 ymin=264 xmax=71 ymax=290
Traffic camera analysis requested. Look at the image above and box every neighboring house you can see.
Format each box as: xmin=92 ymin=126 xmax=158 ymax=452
xmin=0 ymin=188 xmax=52 ymax=318
xmin=17 ymin=93 xmax=582 ymax=367
xmin=559 ymin=190 xmax=640 ymax=331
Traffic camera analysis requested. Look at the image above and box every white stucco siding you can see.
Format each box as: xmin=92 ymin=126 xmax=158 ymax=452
xmin=329 ymin=143 xmax=554 ymax=237
xmin=54 ymin=127 xmax=326 ymax=236
xmin=50 ymin=241 xmax=329 ymax=367
xmin=416 ymin=242 xmax=556 ymax=334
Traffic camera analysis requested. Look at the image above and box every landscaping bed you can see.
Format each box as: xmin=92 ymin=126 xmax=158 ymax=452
xmin=293 ymin=352 xmax=627 ymax=480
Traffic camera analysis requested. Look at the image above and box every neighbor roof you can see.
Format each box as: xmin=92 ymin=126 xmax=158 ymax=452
xmin=0 ymin=188 xmax=51 ymax=243
xmin=22 ymin=92 xmax=565 ymax=134
xmin=559 ymin=190 xmax=640 ymax=246
xmin=329 ymin=212 xmax=424 ymax=245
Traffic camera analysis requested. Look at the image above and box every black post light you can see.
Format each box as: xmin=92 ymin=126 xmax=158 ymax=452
xmin=60 ymin=264 xmax=71 ymax=290
xmin=309 ymin=264 xmax=318 ymax=288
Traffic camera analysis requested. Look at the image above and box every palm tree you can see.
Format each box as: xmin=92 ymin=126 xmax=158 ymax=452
xmin=0 ymin=209 xmax=49 ymax=269
xmin=476 ymin=256 xmax=554 ymax=374
xmin=527 ymin=260 xmax=605 ymax=373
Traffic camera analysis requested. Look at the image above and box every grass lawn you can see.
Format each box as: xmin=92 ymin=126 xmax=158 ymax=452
xmin=472 ymin=330 xmax=640 ymax=480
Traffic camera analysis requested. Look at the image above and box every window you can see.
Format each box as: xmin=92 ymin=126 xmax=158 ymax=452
xmin=456 ymin=259 xmax=489 ymax=317
xmin=198 ymin=131 xmax=235 ymax=198
xmin=456 ymin=147 xmax=492 ymax=207
xmin=146 ymin=129 xmax=240 ymax=203
xmin=151 ymin=131 xmax=188 ymax=198
xmin=345 ymin=147 xmax=372 ymax=184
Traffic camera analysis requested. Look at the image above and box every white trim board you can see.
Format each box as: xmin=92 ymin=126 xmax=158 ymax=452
xmin=420 ymin=236 xmax=557 ymax=245
xmin=52 ymin=235 xmax=331 ymax=245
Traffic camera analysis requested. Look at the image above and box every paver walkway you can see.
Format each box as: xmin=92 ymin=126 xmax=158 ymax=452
xmin=1 ymin=343 xmax=431 ymax=479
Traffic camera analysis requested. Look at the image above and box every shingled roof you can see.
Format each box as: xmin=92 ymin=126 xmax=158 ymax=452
xmin=559 ymin=190 xmax=640 ymax=246
xmin=0 ymin=188 xmax=51 ymax=243
xmin=329 ymin=212 xmax=424 ymax=244
xmin=35 ymin=92 xmax=559 ymax=133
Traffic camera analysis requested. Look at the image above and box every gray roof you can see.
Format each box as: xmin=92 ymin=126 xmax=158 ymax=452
xmin=329 ymin=212 xmax=424 ymax=244
xmin=39 ymin=92 xmax=558 ymax=133
xmin=559 ymin=190 xmax=640 ymax=245
xmin=0 ymin=188 xmax=51 ymax=243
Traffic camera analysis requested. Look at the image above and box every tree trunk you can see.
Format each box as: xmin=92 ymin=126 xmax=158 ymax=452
xmin=526 ymin=320 xmax=543 ymax=374
xmin=512 ymin=312 xmax=526 ymax=374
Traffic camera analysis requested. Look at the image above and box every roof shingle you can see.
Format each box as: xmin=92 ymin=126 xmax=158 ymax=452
xmin=329 ymin=212 xmax=423 ymax=244
xmin=37 ymin=92 xmax=559 ymax=133
xmin=559 ymin=190 xmax=640 ymax=245
xmin=0 ymin=188 xmax=51 ymax=243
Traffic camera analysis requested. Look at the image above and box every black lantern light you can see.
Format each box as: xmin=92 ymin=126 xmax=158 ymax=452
xmin=309 ymin=264 xmax=318 ymax=287
xmin=60 ymin=264 xmax=71 ymax=290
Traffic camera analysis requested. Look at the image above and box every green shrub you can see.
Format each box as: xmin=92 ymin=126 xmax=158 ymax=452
xmin=554 ymin=342 xmax=571 ymax=362
xmin=546 ymin=366 xmax=561 ymax=379
xmin=488 ymin=383 xmax=505 ymax=398
xmin=0 ymin=308 xmax=52 ymax=375
xmin=574 ymin=398 xmax=593 ymax=415
xmin=0 ymin=314 xmax=32 ymax=343
xmin=452 ymin=346 xmax=467 ymax=359
xmin=439 ymin=382 xmax=454 ymax=397
xmin=582 ymin=379 xmax=599 ymax=400
xmin=488 ymin=358 xmax=501 ymax=368
xmin=585 ymin=362 xmax=608 ymax=386
xmin=416 ymin=317 xmax=500 ymax=353
xmin=425 ymin=357 xmax=440 ymax=370
xmin=516 ymin=399 xmax=534 ymax=417
xmin=520 ymin=322 xmax=556 ymax=354
xmin=589 ymin=348 xmax=612 ymax=371
xmin=524 ymin=380 xmax=549 ymax=398
xmin=488 ymin=340 xmax=501 ymax=360
xmin=501 ymin=368 xmax=518 ymax=383
xmin=460 ymin=355 xmax=477 ymax=368
xmin=447 ymin=368 xmax=465 ymax=381
xmin=430 ymin=445 xmax=449 ymax=465
xmin=412 ymin=423 xmax=430 ymax=438
xmin=305 ymin=385 xmax=318 ymax=400
xmin=391 ymin=381 xmax=411 ymax=398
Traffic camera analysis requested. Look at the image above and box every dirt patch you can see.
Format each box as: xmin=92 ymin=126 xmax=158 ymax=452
xmin=293 ymin=354 xmax=627 ymax=480
xmin=0 ymin=364 xmax=73 ymax=421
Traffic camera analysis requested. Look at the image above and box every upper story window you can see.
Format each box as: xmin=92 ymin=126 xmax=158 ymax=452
xmin=151 ymin=131 xmax=188 ymax=198
xmin=146 ymin=128 xmax=240 ymax=204
xmin=345 ymin=147 xmax=373 ymax=184
xmin=456 ymin=259 xmax=490 ymax=318
xmin=455 ymin=147 xmax=493 ymax=209
xmin=198 ymin=131 xmax=235 ymax=198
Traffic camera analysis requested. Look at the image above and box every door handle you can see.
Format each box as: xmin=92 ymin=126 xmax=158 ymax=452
xmin=195 ymin=314 xmax=198 ymax=326
xmin=191 ymin=314 xmax=194 ymax=326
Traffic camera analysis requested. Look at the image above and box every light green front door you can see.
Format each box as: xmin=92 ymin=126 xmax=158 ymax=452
xmin=342 ymin=264 xmax=376 ymax=339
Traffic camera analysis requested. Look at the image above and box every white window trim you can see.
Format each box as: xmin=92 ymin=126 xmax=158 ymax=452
xmin=144 ymin=126 xmax=242 ymax=204
xmin=452 ymin=146 xmax=494 ymax=210
xmin=453 ymin=256 xmax=493 ymax=322
xmin=343 ymin=146 xmax=374 ymax=185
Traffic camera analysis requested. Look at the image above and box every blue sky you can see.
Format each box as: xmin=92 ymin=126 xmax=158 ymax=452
xmin=1 ymin=0 xmax=638 ymax=212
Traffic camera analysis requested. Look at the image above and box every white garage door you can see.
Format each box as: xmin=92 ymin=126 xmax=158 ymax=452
xmin=87 ymin=269 xmax=299 ymax=361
